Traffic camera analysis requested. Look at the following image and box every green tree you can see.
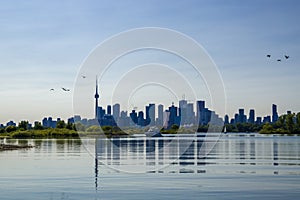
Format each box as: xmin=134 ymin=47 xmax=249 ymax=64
xmin=18 ymin=121 xmax=29 ymax=131
xmin=275 ymin=115 xmax=286 ymax=129
xmin=34 ymin=122 xmax=44 ymax=130
xmin=171 ymin=124 xmax=179 ymax=130
xmin=56 ymin=120 xmax=66 ymax=129
xmin=286 ymin=113 xmax=295 ymax=133
xmin=296 ymin=112 xmax=300 ymax=129
xmin=75 ymin=122 xmax=85 ymax=131
xmin=66 ymin=122 xmax=73 ymax=130
xmin=5 ymin=125 xmax=17 ymax=133
xmin=260 ymin=123 xmax=274 ymax=134
xmin=86 ymin=125 xmax=102 ymax=133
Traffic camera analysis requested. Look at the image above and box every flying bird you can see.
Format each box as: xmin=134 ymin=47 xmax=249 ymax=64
xmin=50 ymin=88 xmax=54 ymax=91
xmin=266 ymin=54 xmax=271 ymax=58
xmin=277 ymin=59 xmax=281 ymax=62
xmin=61 ymin=87 xmax=70 ymax=91
xmin=284 ymin=55 xmax=289 ymax=59
xmin=81 ymin=75 xmax=86 ymax=78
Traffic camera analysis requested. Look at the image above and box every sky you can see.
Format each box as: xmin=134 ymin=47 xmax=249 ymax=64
xmin=0 ymin=0 xmax=300 ymax=124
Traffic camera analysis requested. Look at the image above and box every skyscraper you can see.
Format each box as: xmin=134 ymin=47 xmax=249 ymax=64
xmin=146 ymin=103 xmax=155 ymax=126
xmin=186 ymin=103 xmax=195 ymax=124
xmin=224 ymin=115 xmax=229 ymax=124
xmin=157 ymin=104 xmax=164 ymax=126
xmin=248 ymin=109 xmax=255 ymax=124
xmin=238 ymin=108 xmax=245 ymax=123
xmin=107 ymin=105 xmax=112 ymax=115
xmin=113 ymin=103 xmax=120 ymax=124
xmin=168 ymin=104 xmax=178 ymax=127
xmin=179 ymin=100 xmax=188 ymax=125
xmin=272 ymin=104 xmax=278 ymax=123
xmin=196 ymin=100 xmax=205 ymax=125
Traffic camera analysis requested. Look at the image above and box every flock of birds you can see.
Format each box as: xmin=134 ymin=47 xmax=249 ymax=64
xmin=266 ymin=54 xmax=290 ymax=62
xmin=49 ymin=87 xmax=71 ymax=92
xmin=49 ymin=54 xmax=290 ymax=92
xmin=49 ymin=75 xmax=86 ymax=92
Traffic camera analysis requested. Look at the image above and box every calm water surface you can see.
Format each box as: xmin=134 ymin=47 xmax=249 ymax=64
xmin=0 ymin=133 xmax=300 ymax=199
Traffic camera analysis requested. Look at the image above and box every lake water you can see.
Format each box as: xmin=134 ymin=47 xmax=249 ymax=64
xmin=0 ymin=133 xmax=300 ymax=199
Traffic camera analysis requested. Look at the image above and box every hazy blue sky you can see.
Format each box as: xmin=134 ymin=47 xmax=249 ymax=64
xmin=1 ymin=0 xmax=300 ymax=124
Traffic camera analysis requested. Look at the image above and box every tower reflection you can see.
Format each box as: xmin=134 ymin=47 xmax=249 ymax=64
xmin=94 ymin=134 xmax=297 ymax=189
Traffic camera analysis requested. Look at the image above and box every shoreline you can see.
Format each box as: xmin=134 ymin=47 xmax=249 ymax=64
xmin=0 ymin=143 xmax=34 ymax=151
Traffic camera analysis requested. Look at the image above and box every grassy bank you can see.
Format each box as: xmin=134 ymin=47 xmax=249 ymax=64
xmin=2 ymin=128 xmax=79 ymax=139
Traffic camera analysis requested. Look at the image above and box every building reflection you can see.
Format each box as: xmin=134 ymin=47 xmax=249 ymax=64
xmin=95 ymin=135 xmax=298 ymax=175
xmin=95 ymin=136 xmax=208 ymax=175
xmin=93 ymin=134 xmax=300 ymax=189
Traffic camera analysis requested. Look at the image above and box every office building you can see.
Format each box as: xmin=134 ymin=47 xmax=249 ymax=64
xmin=272 ymin=104 xmax=278 ymax=123
xmin=157 ymin=104 xmax=164 ymax=126
xmin=248 ymin=109 xmax=255 ymax=124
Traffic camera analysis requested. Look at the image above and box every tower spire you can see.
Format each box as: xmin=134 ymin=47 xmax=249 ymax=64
xmin=95 ymin=76 xmax=99 ymax=119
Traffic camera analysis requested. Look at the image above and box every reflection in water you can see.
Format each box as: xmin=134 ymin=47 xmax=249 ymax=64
xmin=95 ymin=134 xmax=300 ymax=177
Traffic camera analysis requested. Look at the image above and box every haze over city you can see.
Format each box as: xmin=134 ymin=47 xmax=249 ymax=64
xmin=1 ymin=0 xmax=300 ymax=124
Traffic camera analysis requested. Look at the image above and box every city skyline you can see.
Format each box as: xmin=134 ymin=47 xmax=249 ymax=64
xmin=1 ymin=1 xmax=300 ymax=123
xmin=0 ymin=99 xmax=288 ymax=128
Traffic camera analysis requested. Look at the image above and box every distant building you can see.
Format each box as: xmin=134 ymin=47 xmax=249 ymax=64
xmin=94 ymin=77 xmax=100 ymax=119
xmin=263 ymin=116 xmax=271 ymax=123
xmin=248 ymin=109 xmax=255 ymax=124
xmin=186 ymin=103 xmax=195 ymax=125
xmin=168 ymin=104 xmax=179 ymax=128
xmin=137 ymin=111 xmax=145 ymax=126
xmin=272 ymin=104 xmax=278 ymax=123
xmin=146 ymin=103 xmax=155 ymax=126
xmin=256 ymin=117 xmax=262 ymax=125
xmin=238 ymin=109 xmax=246 ymax=123
xmin=224 ymin=115 xmax=229 ymax=124
xmin=130 ymin=110 xmax=138 ymax=125
xmin=42 ymin=117 xmax=57 ymax=128
xmin=157 ymin=104 xmax=164 ymax=126
xmin=6 ymin=120 xmax=16 ymax=127
xmin=107 ymin=105 xmax=112 ymax=115
xmin=196 ymin=100 xmax=205 ymax=125
xmin=179 ymin=100 xmax=188 ymax=125
xmin=119 ymin=111 xmax=130 ymax=127
xmin=113 ymin=103 xmax=120 ymax=124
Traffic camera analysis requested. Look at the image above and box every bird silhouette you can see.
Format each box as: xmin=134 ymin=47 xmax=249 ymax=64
xmin=50 ymin=88 xmax=54 ymax=91
xmin=284 ymin=55 xmax=289 ymax=59
xmin=277 ymin=59 xmax=281 ymax=62
xmin=81 ymin=75 xmax=86 ymax=78
xmin=267 ymin=54 xmax=271 ymax=58
xmin=61 ymin=87 xmax=70 ymax=91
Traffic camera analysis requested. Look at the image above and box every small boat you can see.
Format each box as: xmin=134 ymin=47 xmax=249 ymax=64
xmin=145 ymin=127 xmax=163 ymax=137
